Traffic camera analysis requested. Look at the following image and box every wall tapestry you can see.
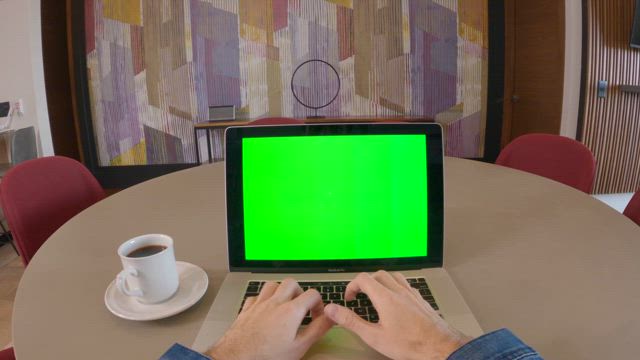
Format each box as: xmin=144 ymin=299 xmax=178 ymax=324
xmin=85 ymin=0 xmax=488 ymax=165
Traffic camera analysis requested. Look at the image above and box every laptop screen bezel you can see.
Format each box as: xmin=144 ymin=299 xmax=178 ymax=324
xmin=225 ymin=123 xmax=444 ymax=273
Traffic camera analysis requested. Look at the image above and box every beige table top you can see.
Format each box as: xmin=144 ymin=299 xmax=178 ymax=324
xmin=12 ymin=157 xmax=640 ymax=359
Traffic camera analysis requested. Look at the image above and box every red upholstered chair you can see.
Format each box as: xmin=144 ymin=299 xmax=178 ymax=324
xmin=249 ymin=117 xmax=303 ymax=125
xmin=496 ymin=134 xmax=596 ymax=193
xmin=0 ymin=347 xmax=15 ymax=360
xmin=0 ymin=156 xmax=105 ymax=266
xmin=623 ymin=190 xmax=640 ymax=226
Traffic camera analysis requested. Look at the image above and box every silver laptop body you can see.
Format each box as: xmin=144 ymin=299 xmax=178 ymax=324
xmin=193 ymin=123 xmax=482 ymax=358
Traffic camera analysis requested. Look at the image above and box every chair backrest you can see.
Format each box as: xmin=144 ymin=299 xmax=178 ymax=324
xmin=496 ymin=133 xmax=596 ymax=193
xmin=11 ymin=126 xmax=38 ymax=166
xmin=0 ymin=347 xmax=15 ymax=360
xmin=623 ymin=190 xmax=640 ymax=226
xmin=249 ymin=117 xmax=303 ymax=125
xmin=0 ymin=156 xmax=105 ymax=265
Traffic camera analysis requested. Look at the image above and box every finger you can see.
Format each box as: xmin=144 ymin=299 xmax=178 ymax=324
xmin=407 ymin=287 xmax=428 ymax=305
xmin=344 ymin=273 xmax=390 ymax=305
xmin=257 ymin=281 xmax=279 ymax=302
xmin=390 ymin=272 xmax=415 ymax=293
xmin=241 ymin=296 xmax=257 ymax=313
xmin=272 ymin=278 xmax=303 ymax=303
xmin=371 ymin=270 xmax=405 ymax=292
xmin=290 ymin=289 xmax=324 ymax=318
xmin=420 ymin=293 xmax=440 ymax=313
xmin=324 ymin=304 xmax=377 ymax=342
xmin=411 ymin=287 xmax=425 ymax=302
xmin=296 ymin=314 xmax=334 ymax=349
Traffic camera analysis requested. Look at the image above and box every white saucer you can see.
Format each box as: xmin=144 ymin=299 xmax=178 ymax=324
xmin=105 ymin=261 xmax=208 ymax=321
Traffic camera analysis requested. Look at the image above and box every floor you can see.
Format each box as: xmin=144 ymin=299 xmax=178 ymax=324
xmin=0 ymin=192 xmax=632 ymax=351
xmin=592 ymin=192 xmax=634 ymax=213
xmin=0 ymin=243 xmax=22 ymax=349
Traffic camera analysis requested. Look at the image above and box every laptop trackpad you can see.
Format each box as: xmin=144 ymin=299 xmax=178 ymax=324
xmin=193 ymin=321 xmax=387 ymax=359
xmin=304 ymin=328 xmax=387 ymax=359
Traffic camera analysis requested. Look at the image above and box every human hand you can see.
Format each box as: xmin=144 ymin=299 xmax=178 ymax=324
xmin=206 ymin=279 xmax=333 ymax=360
xmin=324 ymin=271 xmax=470 ymax=360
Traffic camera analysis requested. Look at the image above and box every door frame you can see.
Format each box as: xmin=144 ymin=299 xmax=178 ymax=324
xmin=575 ymin=0 xmax=589 ymax=142
xmin=501 ymin=0 xmax=515 ymax=148
xmin=483 ymin=0 xmax=507 ymax=162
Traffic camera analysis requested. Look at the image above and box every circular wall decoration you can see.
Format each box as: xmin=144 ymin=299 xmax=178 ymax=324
xmin=290 ymin=59 xmax=340 ymax=118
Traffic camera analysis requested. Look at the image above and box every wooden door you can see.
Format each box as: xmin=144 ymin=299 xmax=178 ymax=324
xmin=502 ymin=0 xmax=565 ymax=147
xmin=42 ymin=0 xmax=81 ymax=160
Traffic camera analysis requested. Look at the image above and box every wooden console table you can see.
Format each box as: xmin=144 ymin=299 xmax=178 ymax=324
xmin=194 ymin=116 xmax=432 ymax=163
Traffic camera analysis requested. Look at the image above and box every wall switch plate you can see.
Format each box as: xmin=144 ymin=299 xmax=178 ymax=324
xmin=598 ymin=80 xmax=608 ymax=98
xmin=15 ymin=98 xmax=24 ymax=115
xmin=0 ymin=102 xmax=9 ymax=117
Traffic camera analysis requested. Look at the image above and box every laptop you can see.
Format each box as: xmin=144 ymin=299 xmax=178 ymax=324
xmin=192 ymin=123 xmax=482 ymax=358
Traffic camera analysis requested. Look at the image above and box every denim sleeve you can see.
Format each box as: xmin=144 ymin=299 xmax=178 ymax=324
xmin=159 ymin=343 xmax=212 ymax=360
xmin=448 ymin=329 xmax=543 ymax=360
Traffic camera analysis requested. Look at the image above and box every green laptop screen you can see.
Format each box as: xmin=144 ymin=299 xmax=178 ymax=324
xmin=242 ymin=134 xmax=428 ymax=261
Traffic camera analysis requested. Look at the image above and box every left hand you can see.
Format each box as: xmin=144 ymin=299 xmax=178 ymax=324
xmin=206 ymin=278 xmax=334 ymax=360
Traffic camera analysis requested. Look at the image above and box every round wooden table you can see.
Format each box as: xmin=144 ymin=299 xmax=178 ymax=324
xmin=12 ymin=158 xmax=640 ymax=359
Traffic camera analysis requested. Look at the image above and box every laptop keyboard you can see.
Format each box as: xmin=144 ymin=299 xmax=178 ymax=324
xmin=239 ymin=277 xmax=439 ymax=324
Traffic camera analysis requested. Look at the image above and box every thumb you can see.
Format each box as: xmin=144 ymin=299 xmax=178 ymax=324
xmin=324 ymin=304 xmax=376 ymax=339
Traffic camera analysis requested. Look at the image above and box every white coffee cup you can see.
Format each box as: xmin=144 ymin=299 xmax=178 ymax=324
xmin=116 ymin=234 xmax=179 ymax=304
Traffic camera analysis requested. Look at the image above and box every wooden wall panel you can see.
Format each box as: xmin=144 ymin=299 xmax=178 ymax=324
xmin=582 ymin=0 xmax=640 ymax=193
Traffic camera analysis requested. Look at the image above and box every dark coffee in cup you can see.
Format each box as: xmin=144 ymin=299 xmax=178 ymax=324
xmin=127 ymin=245 xmax=167 ymax=258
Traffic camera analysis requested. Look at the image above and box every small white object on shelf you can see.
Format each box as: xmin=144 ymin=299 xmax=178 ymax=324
xmin=208 ymin=105 xmax=235 ymax=121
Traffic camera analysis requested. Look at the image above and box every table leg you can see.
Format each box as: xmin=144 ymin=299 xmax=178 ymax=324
xmin=194 ymin=128 xmax=200 ymax=165
xmin=206 ymin=129 xmax=213 ymax=163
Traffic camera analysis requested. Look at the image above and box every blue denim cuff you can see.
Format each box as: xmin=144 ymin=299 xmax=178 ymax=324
xmin=159 ymin=343 xmax=211 ymax=360
xmin=448 ymin=329 xmax=543 ymax=360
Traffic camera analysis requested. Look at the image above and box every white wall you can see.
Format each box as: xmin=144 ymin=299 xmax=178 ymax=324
xmin=0 ymin=0 xmax=53 ymax=156
xmin=560 ymin=0 xmax=582 ymax=139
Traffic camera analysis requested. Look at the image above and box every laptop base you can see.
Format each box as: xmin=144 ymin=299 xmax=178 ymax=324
xmin=192 ymin=269 xmax=482 ymax=358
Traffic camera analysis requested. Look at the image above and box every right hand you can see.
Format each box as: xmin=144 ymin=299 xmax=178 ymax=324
xmin=324 ymin=271 xmax=471 ymax=360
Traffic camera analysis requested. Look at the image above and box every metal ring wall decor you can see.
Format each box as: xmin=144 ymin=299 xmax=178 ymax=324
xmin=290 ymin=59 xmax=341 ymax=118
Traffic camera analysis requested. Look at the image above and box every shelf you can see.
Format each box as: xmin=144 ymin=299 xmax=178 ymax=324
xmin=620 ymin=85 xmax=640 ymax=93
